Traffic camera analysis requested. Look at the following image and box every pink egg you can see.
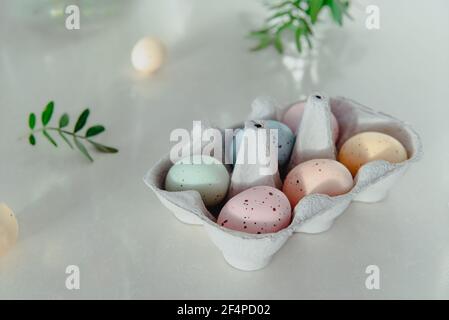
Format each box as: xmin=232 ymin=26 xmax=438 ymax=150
xmin=282 ymin=101 xmax=340 ymax=142
xmin=283 ymin=159 xmax=353 ymax=208
xmin=217 ymin=186 xmax=292 ymax=234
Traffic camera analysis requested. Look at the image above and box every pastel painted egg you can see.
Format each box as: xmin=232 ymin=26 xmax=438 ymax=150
xmin=283 ymin=159 xmax=353 ymax=208
xmin=233 ymin=120 xmax=295 ymax=166
xmin=131 ymin=36 xmax=165 ymax=74
xmin=0 ymin=203 xmax=19 ymax=257
xmin=165 ymin=155 xmax=230 ymax=207
xmin=217 ymin=186 xmax=291 ymax=234
xmin=282 ymin=101 xmax=339 ymax=142
xmin=338 ymin=131 xmax=408 ymax=176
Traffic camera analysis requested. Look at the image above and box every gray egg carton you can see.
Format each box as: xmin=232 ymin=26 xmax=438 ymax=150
xmin=144 ymin=93 xmax=422 ymax=271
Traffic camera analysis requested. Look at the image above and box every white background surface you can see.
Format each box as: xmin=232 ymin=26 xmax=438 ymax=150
xmin=0 ymin=0 xmax=448 ymax=299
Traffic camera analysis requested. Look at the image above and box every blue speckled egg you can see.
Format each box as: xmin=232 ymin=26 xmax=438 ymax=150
xmin=165 ymin=155 xmax=230 ymax=207
xmin=232 ymin=120 xmax=295 ymax=167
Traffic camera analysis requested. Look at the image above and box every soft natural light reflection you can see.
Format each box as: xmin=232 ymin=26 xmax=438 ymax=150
xmin=281 ymin=41 xmax=321 ymax=85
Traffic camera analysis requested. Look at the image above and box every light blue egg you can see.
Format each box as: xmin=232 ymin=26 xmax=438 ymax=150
xmin=232 ymin=120 xmax=295 ymax=167
xmin=165 ymin=155 xmax=230 ymax=207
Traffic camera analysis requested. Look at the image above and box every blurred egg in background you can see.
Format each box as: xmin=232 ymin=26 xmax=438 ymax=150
xmin=131 ymin=37 xmax=165 ymax=74
xmin=0 ymin=203 xmax=19 ymax=258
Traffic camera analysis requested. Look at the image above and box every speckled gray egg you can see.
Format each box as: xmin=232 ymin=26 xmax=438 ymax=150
xmin=165 ymin=155 xmax=230 ymax=207
xmin=233 ymin=120 xmax=295 ymax=167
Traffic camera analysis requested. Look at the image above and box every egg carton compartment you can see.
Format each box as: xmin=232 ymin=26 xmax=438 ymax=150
xmin=144 ymin=93 xmax=422 ymax=271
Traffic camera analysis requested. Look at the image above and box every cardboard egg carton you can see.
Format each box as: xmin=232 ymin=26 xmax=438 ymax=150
xmin=144 ymin=93 xmax=422 ymax=271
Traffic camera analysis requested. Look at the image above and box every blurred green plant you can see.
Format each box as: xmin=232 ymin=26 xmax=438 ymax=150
xmin=27 ymin=101 xmax=118 ymax=162
xmin=250 ymin=0 xmax=350 ymax=54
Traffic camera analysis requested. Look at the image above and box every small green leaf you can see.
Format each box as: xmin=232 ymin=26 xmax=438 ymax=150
xmin=267 ymin=10 xmax=291 ymax=21
xmin=269 ymin=1 xmax=291 ymax=10
xmin=29 ymin=134 xmax=36 ymax=145
xmin=29 ymin=113 xmax=36 ymax=129
xmin=88 ymin=140 xmax=119 ymax=153
xmin=59 ymin=113 xmax=69 ymax=128
xmin=327 ymin=0 xmax=343 ymax=25
xmin=74 ymin=109 xmax=90 ymax=133
xmin=251 ymin=36 xmax=272 ymax=51
xmin=295 ymin=28 xmax=303 ymax=52
xmin=43 ymin=130 xmax=58 ymax=147
xmin=85 ymin=125 xmax=105 ymax=138
xmin=273 ymin=34 xmax=284 ymax=54
xmin=300 ymin=18 xmax=313 ymax=35
xmin=41 ymin=101 xmax=54 ymax=126
xmin=277 ymin=21 xmax=292 ymax=34
xmin=305 ymin=33 xmax=313 ymax=49
xmin=58 ymin=131 xmax=73 ymax=149
xmin=74 ymin=137 xmax=93 ymax=162
xmin=341 ymin=0 xmax=352 ymax=19
xmin=249 ymin=29 xmax=270 ymax=37
xmin=309 ymin=0 xmax=324 ymax=24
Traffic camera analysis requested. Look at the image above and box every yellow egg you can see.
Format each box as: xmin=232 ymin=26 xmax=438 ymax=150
xmin=338 ymin=131 xmax=408 ymax=176
xmin=131 ymin=37 xmax=165 ymax=74
xmin=0 ymin=203 xmax=19 ymax=257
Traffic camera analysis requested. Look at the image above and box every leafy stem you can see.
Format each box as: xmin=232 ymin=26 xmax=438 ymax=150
xmin=29 ymin=127 xmax=106 ymax=141
xmin=249 ymin=0 xmax=350 ymax=54
xmin=27 ymin=101 xmax=118 ymax=162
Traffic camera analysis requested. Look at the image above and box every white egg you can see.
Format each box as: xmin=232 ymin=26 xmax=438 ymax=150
xmin=131 ymin=36 xmax=165 ymax=74
xmin=0 ymin=203 xmax=19 ymax=257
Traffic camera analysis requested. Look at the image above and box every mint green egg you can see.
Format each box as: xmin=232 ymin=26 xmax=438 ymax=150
xmin=165 ymin=155 xmax=230 ymax=207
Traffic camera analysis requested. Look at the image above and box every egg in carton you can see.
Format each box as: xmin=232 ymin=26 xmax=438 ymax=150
xmin=144 ymin=92 xmax=422 ymax=271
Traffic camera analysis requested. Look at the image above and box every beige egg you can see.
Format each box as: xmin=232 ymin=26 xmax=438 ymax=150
xmin=131 ymin=36 xmax=165 ymax=74
xmin=0 ymin=203 xmax=19 ymax=257
xmin=338 ymin=131 xmax=408 ymax=176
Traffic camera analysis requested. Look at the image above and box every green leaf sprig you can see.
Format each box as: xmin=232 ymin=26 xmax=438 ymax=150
xmin=27 ymin=101 xmax=118 ymax=162
xmin=250 ymin=0 xmax=350 ymax=54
